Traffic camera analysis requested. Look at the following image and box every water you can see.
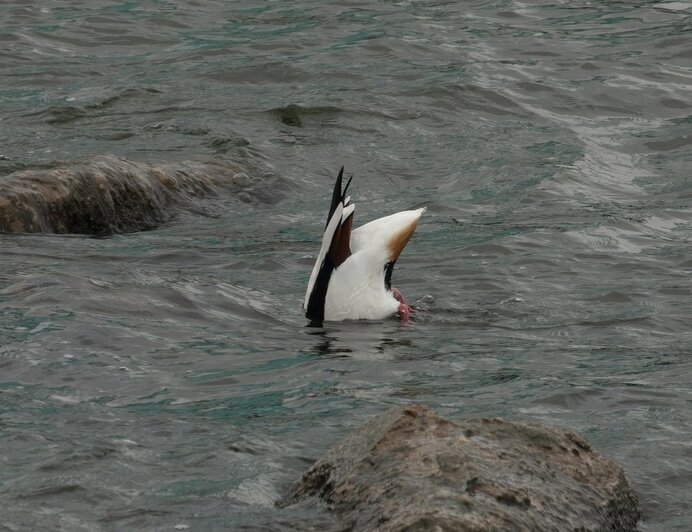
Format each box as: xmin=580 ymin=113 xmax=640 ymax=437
xmin=1 ymin=1 xmax=691 ymax=529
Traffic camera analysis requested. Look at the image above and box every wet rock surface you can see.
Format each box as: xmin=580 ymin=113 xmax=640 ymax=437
xmin=0 ymin=155 xmax=273 ymax=235
xmin=279 ymin=405 xmax=640 ymax=531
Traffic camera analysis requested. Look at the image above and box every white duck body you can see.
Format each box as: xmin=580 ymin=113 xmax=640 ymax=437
xmin=324 ymin=249 xmax=398 ymax=321
xmin=303 ymin=167 xmax=425 ymax=323
xmin=324 ymin=209 xmax=425 ymax=321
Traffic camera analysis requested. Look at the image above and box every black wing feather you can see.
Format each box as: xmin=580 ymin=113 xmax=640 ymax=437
xmin=307 ymin=167 xmax=353 ymax=324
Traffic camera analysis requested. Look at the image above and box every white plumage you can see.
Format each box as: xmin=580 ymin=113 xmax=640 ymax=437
xmin=324 ymin=209 xmax=425 ymax=320
xmin=304 ymin=168 xmax=424 ymax=323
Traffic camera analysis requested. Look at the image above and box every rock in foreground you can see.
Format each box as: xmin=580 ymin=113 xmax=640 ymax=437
xmin=0 ymin=155 xmax=271 ymax=235
xmin=279 ymin=405 xmax=640 ymax=531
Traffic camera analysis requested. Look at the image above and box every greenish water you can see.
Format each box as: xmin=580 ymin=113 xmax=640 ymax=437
xmin=1 ymin=1 xmax=692 ymax=530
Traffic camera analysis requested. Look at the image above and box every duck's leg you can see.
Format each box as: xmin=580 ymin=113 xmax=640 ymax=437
xmin=391 ymin=287 xmax=413 ymax=322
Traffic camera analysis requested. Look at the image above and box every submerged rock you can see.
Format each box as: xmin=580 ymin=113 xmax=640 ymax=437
xmin=0 ymin=155 xmax=272 ymax=235
xmin=279 ymin=405 xmax=640 ymax=531
xmin=270 ymin=104 xmax=343 ymax=127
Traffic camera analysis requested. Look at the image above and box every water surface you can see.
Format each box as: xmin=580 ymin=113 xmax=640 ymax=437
xmin=1 ymin=1 xmax=692 ymax=530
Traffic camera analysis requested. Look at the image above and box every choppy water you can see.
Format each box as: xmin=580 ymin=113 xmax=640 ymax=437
xmin=2 ymin=1 xmax=692 ymax=530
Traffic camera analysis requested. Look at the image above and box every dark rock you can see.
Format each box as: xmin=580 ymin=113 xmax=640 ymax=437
xmin=278 ymin=405 xmax=640 ymax=531
xmin=275 ymin=104 xmax=303 ymax=127
xmin=0 ymin=155 xmax=272 ymax=235
xmin=271 ymin=104 xmax=344 ymax=127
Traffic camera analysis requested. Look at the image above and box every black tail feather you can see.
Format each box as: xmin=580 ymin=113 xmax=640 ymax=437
xmin=341 ymin=175 xmax=353 ymax=204
xmin=326 ymin=166 xmax=344 ymax=229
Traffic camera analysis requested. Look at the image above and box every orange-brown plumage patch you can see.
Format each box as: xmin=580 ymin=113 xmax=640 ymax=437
xmin=388 ymin=218 xmax=419 ymax=262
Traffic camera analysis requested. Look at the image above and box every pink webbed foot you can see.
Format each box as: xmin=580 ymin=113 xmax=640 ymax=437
xmin=392 ymin=287 xmax=414 ymax=322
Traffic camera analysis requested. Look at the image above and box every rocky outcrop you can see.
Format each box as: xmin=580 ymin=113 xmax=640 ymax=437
xmin=279 ymin=405 xmax=640 ymax=531
xmin=0 ymin=156 xmax=276 ymax=235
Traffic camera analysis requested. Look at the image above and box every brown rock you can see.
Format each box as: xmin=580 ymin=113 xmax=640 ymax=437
xmin=278 ymin=405 xmax=640 ymax=531
xmin=0 ymin=155 xmax=277 ymax=235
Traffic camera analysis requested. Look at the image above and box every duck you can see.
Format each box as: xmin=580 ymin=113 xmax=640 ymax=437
xmin=304 ymin=167 xmax=425 ymax=323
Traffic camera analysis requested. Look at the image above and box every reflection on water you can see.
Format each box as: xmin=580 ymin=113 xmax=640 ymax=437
xmin=306 ymin=320 xmax=414 ymax=359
